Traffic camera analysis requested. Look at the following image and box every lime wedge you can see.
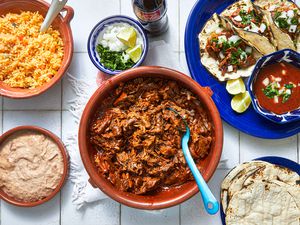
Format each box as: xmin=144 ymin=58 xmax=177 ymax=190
xmin=231 ymin=91 xmax=251 ymax=113
xmin=126 ymin=44 xmax=142 ymax=63
xmin=117 ymin=27 xmax=137 ymax=48
xmin=226 ymin=78 xmax=246 ymax=95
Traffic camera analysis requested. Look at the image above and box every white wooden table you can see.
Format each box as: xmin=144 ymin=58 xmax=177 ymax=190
xmin=0 ymin=1 xmax=299 ymax=225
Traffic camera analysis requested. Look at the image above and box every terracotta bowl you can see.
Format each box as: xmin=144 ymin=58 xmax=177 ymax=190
xmin=78 ymin=66 xmax=223 ymax=210
xmin=0 ymin=126 xmax=69 ymax=207
xmin=0 ymin=0 xmax=74 ymax=98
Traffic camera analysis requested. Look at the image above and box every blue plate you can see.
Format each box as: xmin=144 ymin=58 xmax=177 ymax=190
xmin=184 ymin=0 xmax=300 ymax=139
xmin=220 ymin=156 xmax=300 ymax=224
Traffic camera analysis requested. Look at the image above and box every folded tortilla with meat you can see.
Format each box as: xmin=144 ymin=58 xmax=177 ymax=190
xmin=199 ymin=13 xmax=262 ymax=82
xmin=221 ymin=0 xmax=277 ymax=55
xmin=254 ymin=0 xmax=300 ymax=51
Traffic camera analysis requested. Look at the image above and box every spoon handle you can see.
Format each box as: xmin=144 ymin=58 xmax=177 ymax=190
xmin=40 ymin=0 xmax=68 ymax=32
xmin=182 ymin=128 xmax=219 ymax=215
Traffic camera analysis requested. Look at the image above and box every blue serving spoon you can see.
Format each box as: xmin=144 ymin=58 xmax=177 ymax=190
xmin=167 ymin=108 xmax=219 ymax=215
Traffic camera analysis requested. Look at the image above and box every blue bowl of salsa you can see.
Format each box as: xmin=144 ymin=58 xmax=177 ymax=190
xmin=247 ymin=49 xmax=300 ymax=124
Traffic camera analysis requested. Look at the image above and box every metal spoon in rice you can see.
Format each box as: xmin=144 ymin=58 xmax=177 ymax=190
xmin=40 ymin=0 xmax=68 ymax=32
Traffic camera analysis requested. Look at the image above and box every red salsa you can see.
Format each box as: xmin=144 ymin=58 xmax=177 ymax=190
xmin=254 ymin=62 xmax=300 ymax=115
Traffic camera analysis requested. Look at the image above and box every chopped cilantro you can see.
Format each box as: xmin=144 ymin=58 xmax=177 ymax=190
xmin=221 ymin=41 xmax=231 ymax=51
xmin=239 ymin=9 xmax=260 ymax=26
xmin=232 ymin=39 xmax=242 ymax=47
xmin=291 ymin=17 xmax=298 ymax=25
xmin=229 ymin=48 xmax=245 ymax=65
xmin=285 ymin=83 xmax=294 ymax=89
xmin=263 ymin=84 xmax=279 ymax=98
xmin=96 ymin=45 xmax=135 ymax=71
xmin=274 ymin=11 xmax=281 ymax=19
xmin=230 ymin=54 xmax=239 ymax=65
xmin=263 ymin=82 xmax=294 ymax=103
xmin=212 ymin=38 xmax=218 ymax=43
xmin=276 ymin=17 xmax=289 ymax=29
xmin=282 ymin=93 xmax=291 ymax=103
xmin=239 ymin=10 xmax=253 ymax=25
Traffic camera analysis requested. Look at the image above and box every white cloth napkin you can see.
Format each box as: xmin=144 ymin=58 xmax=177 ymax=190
xmin=66 ymin=40 xmax=226 ymax=209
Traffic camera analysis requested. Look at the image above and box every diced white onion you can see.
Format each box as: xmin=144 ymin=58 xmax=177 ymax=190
xmin=289 ymin=25 xmax=297 ymax=33
xmin=245 ymin=46 xmax=253 ymax=54
xmin=233 ymin=15 xmax=242 ymax=22
xmin=270 ymin=75 xmax=275 ymax=81
xmin=101 ymin=40 xmax=108 ymax=48
xmin=122 ymin=53 xmax=130 ymax=62
xmin=268 ymin=5 xmax=277 ymax=11
xmin=282 ymin=69 xmax=287 ymax=75
xmin=274 ymin=95 xmax=279 ymax=103
xmin=287 ymin=10 xmax=294 ymax=18
xmin=216 ymin=28 xmax=223 ymax=34
xmin=275 ymin=77 xmax=282 ymax=82
xmin=240 ymin=52 xmax=247 ymax=60
xmin=218 ymin=35 xmax=227 ymax=43
xmin=286 ymin=89 xmax=292 ymax=95
xmin=278 ymin=89 xmax=284 ymax=95
xmin=262 ymin=77 xmax=270 ymax=86
xmin=260 ymin=23 xmax=267 ymax=33
xmin=228 ymin=35 xmax=241 ymax=43
xmin=219 ymin=51 xmax=225 ymax=59
xmin=279 ymin=11 xmax=287 ymax=18
xmin=98 ymin=23 xmax=142 ymax=52
xmin=247 ymin=22 xmax=260 ymax=33
xmin=228 ymin=65 xmax=233 ymax=72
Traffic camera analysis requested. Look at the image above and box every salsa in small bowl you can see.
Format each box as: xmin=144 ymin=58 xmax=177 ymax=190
xmin=247 ymin=49 xmax=300 ymax=124
xmin=87 ymin=15 xmax=148 ymax=75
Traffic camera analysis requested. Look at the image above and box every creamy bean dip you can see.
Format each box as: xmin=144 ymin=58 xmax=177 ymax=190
xmin=0 ymin=131 xmax=64 ymax=202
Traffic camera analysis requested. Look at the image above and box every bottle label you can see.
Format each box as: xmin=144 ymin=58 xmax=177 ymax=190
xmin=134 ymin=1 xmax=166 ymax=22
xmin=138 ymin=10 xmax=161 ymax=22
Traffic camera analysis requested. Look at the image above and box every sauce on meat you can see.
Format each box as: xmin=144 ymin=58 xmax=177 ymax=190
xmin=254 ymin=62 xmax=300 ymax=114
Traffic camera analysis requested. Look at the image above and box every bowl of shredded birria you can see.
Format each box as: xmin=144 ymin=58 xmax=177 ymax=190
xmin=78 ymin=66 xmax=223 ymax=210
xmin=87 ymin=15 xmax=148 ymax=75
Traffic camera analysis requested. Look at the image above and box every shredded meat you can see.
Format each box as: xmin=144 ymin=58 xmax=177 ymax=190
xmin=205 ymin=31 xmax=256 ymax=75
xmin=90 ymin=78 xmax=213 ymax=194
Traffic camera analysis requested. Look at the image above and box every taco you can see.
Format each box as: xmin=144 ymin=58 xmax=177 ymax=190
xmin=199 ymin=13 xmax=262 ymax=82
xmin=254 ymin=0 xmax=300 ymax=51
xmin=221 ymin=0 xmax=277 ymax=55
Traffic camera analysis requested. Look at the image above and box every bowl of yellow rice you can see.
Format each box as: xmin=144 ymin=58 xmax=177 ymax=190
xmin=0 ymin=0 xmax=74 ymax=98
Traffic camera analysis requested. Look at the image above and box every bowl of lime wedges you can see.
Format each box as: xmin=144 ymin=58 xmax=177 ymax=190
xmin=88 ymin=15 xmax=148 ymax=75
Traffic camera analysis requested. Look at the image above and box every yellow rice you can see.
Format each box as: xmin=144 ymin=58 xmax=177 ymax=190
xmin=0 ymin=11 xmax=64 ymax=88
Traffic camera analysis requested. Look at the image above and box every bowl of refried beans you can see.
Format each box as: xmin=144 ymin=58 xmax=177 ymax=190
xmin=78 ymin=66 xmax=223 ymax=210
xmin=0 ymin=126 xmax=68 ymax=207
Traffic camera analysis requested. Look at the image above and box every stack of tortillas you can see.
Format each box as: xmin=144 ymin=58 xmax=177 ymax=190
xmin=221 ymin=161 xmax=300 ymax=224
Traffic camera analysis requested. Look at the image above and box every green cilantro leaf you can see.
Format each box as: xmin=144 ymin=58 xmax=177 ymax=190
xmin=96 ymin=45 xmax=135 ymax=71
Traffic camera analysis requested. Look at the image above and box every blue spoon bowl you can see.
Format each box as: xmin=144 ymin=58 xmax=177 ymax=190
xmin=167 ymin=108 xmax=219 ymax=215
